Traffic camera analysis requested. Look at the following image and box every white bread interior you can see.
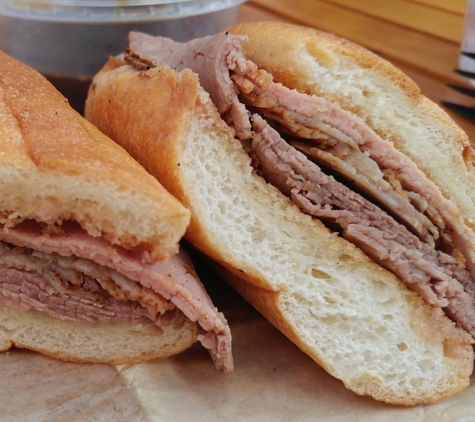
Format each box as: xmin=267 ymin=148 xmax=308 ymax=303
xmin=85 ymin=62 xmax=474 ymax=405
xmin=0 ymin=305 xmax=198 ymax=365
xmin=0 ymin=51 xmax=190 ymax=261
xmin=229 ymin=22 xmax=475 ymax=234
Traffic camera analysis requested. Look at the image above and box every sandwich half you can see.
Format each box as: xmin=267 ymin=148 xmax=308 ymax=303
xmin=85 ymin=23 xmax=474 ymax=403
xmin=0 ymin=51 xmax=232 ymax=371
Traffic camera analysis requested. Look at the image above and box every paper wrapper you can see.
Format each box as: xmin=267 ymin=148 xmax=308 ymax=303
xmin=1 ymin=271 xmax=475 ymax=422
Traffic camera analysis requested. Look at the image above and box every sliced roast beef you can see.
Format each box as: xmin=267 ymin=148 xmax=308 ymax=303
xmin=0 ymin=221 xmax=233 ymax=372
xmin=0 ymin=241 xmax=175 ymax=323
xmin=126 ymin=32 xmax=475 ymax=269
xmin=252 ymin=116 xmax=475 ymax=336
xmin=287 ymin=140 xmax=438 ymax=245
xmin=125 ymin=32 xmax=475 ymax=337
xmin=230 ymin=57 xmax=475 ymax=279
xmin=0 ymin=262 xmax=184 ymax=330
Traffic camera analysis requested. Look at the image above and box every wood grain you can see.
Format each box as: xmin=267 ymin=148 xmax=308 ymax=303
xmin=321 ymin=0 xmax=464 ymax=43
xmin=407 ymin=0 xmax=466 ymax=15
xmin=248 ymin=0 xmax=466 ymax=85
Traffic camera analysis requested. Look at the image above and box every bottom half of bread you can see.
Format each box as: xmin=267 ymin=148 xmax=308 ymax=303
xmin=0 ymin=305 xmax=198 ymax=365
xmin=213 ymin=263 xmax=473 ymax=406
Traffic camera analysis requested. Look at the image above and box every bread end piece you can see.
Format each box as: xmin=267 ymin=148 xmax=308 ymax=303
xmin=85 ymin=57 xmax=474 ymax=405
xmin=0 ymin=51 xmax=190 ymax=260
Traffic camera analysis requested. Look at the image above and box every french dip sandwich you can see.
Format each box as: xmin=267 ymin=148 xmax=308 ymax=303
xmin=85 ymin=22 xmax=475 ymax=404
xmin=0 ymin=51 xmax=232 ymax=371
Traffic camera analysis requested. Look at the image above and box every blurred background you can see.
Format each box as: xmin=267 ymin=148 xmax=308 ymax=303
xmin=1 ymin=0 xmax=473 ymax=142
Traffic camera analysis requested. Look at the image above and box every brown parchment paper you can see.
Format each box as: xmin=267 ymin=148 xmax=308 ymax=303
xmin=1 ymin=272 xmax=474 ymax=422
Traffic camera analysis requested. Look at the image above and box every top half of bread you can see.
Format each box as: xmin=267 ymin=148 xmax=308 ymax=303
xmin=229 ymin=22 xmax=475 ymax=233
xmin=0 ymin=51 xmax=190 ymax=260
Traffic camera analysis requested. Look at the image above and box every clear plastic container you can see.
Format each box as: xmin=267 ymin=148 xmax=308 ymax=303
xmin=0 ymin=1 xmax=245 ymax=77
xmin=0 ymin=1 xmax=245 ymax=23
xmin=0 ymin=0 xmax=245 ymax=110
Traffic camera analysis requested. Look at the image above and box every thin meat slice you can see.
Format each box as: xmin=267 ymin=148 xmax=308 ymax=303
xmin=126 ymin=31 xmax=251 ymax=139
xmin=289 ymin=140 xmax=438 ymax=245
xmin=252 ymin=116 xmax=475 ymax=336
xmin=344 ymin=225 xmax=475 ymax=338
xmin=0 ymin=242 xmax=175 ymax=314
xmin=0 ymin=222 xmax=233 ymax=373
xmin=239 ymin=82 xmax=439 ymax=244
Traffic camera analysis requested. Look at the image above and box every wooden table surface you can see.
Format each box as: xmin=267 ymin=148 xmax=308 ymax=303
xmin=236 ymin=0 xmax=475 ymax=142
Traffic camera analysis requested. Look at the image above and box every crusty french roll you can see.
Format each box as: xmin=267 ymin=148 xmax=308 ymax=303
xmin=0 ymin=51 xmax=232 ymax=371
xmin=85 ymin=40 xmax=473 ymax=405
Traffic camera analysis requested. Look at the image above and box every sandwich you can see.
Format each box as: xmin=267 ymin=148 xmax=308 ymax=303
xmin=85 ymin=22 xmax=475 ymax=404
xmin=0 ymin=51 xmax=232 ymax=372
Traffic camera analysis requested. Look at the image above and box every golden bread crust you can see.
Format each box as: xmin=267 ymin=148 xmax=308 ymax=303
xmin=229 ymin=22 xmax=421 ymax=101
xmin=86 ymin=60 xmax=198 ymax=201
xmin=0 ymin=51 xmax=190 ymax=259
